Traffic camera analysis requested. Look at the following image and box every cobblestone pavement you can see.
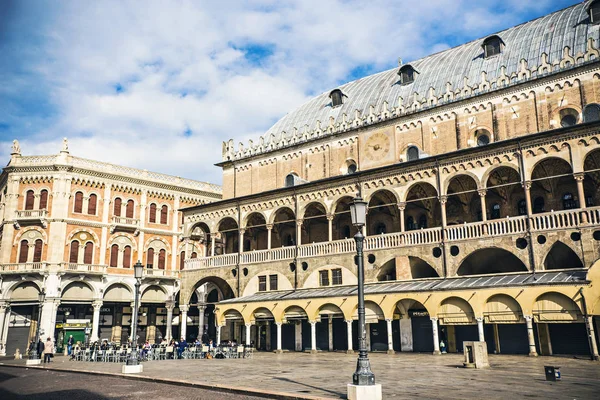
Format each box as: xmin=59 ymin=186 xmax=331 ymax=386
xmin=2 ymin=352 xmax=599 ymax=399
xmin=0 ymin=366 xmax=269 ymax=400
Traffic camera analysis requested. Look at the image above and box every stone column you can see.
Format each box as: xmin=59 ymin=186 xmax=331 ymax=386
xmin=328 ymin=316 xmax=333 ymax=351
xmin=386 ymin=319 xmax=394 ymax=354
xmin=295 ymin=322 xmax=302 ymax=351
xmin=266 ymin=225 xmax=273 ymax=250
xmin=179 ymin=305 xmax=189 ymax=341
xmin=476 ymin=317 xmax=485 ymax=342
xmin=399 ymin=318 xmax=413 ymax=352
xmin=276 ymin=322 xmax=282 ymax=353
xmin=398 ymin=203 xmax=406 ymax=232
xmin=327 ymin=215 xmax=334 ymax=242
xmin=0 ymin=303 xmax=8 ymax=356
xmin=525 ymin=316 xmax=537 ymax=357
xmin=239 ymin=229 xmax=245 ymax=253
xmin=346 ymin=320 xmax=353 ymax=354
xmin=431 ymin=317 xmax=441 ymax=355
xmin=574 ymin=173 xmax=586 ymax=208
xmin=296 ymin=220 xmax=303 ymax=246
xmin=91 ymin=300 xmax=103 ymax=343
xmin=197 ymin=305 xmax=206 ymax=337
xmin=440 ymin=196 xmax=448 ymax=227
xmin=210 ymin=236 xmax=216 ymax=257
xmin=165 ymin=301 xmax=174 ymax=341
xmin=245 ymin=323 xmax=252 ymax=346
xmin=523 ymin=181 xmax=533 ymax=216
xmin=310 ymin=321 xmax=317 ymax=353
xmin=216 ymin=324 xmax=222 ymax=345
xmin=478 ymin=189 xmax=487 ymax=222
xmin=586 ymin=316 xmax=599 ymax=361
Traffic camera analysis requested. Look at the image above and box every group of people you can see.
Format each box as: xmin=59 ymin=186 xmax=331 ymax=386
xmin=28 ymin=337 xmax=55 ymax=363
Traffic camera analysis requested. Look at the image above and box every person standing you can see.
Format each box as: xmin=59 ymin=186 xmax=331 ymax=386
xmin=36 ymin=339 xmax=45 ymax=359
xmin=67 ymin=335 xmax=74 ymax=356
xmin=43 ymin=337 xmax=54 ymax=364
xmin=178 ymin=337 xmax=187 ymax=359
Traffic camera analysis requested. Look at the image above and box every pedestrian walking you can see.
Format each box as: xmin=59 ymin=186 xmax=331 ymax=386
xmin=67 ymin=335 xmax=74 ymax=356
xmin=36 ymin=339 xmax=45 ymax=359
xmin=43 ymin=337 xmax=54 ymax=363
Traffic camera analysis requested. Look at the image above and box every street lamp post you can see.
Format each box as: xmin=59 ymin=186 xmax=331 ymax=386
xmin=126 ymin=261 xmax=143 ymax=369
xmin=31 ymin=289 xmax=46 ymax=360
xmin=348 ymin=193 xmax=381 ymax=400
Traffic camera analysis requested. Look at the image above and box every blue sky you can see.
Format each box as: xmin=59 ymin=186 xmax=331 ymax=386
xmin=0 ymin=0 xmax=581 ymax=184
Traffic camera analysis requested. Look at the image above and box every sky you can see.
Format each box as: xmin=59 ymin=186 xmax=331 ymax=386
xmin=0 ymin=0 xmax=582 ymax=185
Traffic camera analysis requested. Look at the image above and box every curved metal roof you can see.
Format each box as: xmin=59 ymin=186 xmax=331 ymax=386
xmin=262 ymin=2 xmax=598 ymax=144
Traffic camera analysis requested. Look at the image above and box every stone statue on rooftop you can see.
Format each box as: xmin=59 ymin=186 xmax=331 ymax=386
xmin=62 ymin=137 xmax=69 ymax=152
xmin=11 ymin=139 xmax=21 ymax=155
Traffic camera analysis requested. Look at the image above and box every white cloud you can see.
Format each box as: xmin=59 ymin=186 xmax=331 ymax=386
xmin=0 ymin=0 xmax=580 ymax=183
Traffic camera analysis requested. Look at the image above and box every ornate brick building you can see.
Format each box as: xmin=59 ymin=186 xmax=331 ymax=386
xmin=0 ymin=140 xmax=221 ymax=356
xmin=180 ymin=2 xmax=600 ymax=358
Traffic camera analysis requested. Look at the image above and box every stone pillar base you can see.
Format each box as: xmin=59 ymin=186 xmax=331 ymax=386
xmin=528 ymin=352 xmax=538 ymax=357
xmin=273 ymin=349 xmax=284 ymax=354
xmin=310 ymin=349 xmax=318 ymax=354
xmin=122 ymin=364 xmax=143 ymax=374
xmin=26 ymin=359 xmax=41 ymax=365
xmin=387 ymin=350 xmax=395 ymax=355
xmin=347 ymin=383 xmax=382 ymax=400
xmin=433 ymin=350 xmax=441 ymax=355
xmin=346 ymin=350 xmax=355 ymax=355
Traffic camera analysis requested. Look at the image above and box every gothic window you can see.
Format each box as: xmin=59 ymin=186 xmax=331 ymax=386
xmin=33 ymin=239 xmax=43 ymax=263
xmin=562 ymin=193 xmax=577 ymax=210
xmin=533 ymin=197 xmax=545 ymax=214
xmin=482 ymin=35 xmax=503 ymax=58
xmin=589 ymin=1 xmax=600 ymax=24
xmin=347 ymin=162 xmax=357 ymax=174
xmin=331 ymin=268 xmax=343 ymax=285
xmin=83 ymin=242 xmax=93 ymax=264
xmin=269 ymin=274 xmax=278 ymax=291
xmin=147 ymin=248 xmax=154 ymax=269
xmin=179 ymin=251 xmax=185 ymax=270
xmin=25 ymin=190 xmax=34 ymax=210
xmin=126 ymin=200 xmax=134 ymax=218
xmin=285 ymin=173 xmax=296 ymax=188
xmin=123 ymin=246 xmax=132 ymax=268
xmin=560 ymin=114 xmax=577 ymax=127
xmin=584 ymin=103 xmax=600 ymax=122
xmin=160 ymin=205 xmax=168 ymax=224
xmin=74 ymin=191 xmax=83 ymax=213
xmin=518 ymin=199 xmax=527 ymax=216
xmin=491 ymin=203 xmax=501 ymax=219
xmin=329 ymin=89 xmax=345 ymax=107
xmin=407 ymin=146 xmax=419 ymax=161
xmin=149 ymin=203 xmax=157 ymax=223
xmin=69 ymin=240 xmax=79 ymax=264
xmin=18 ymin=240 xmax=28 ymax=263
xmin=113 ymin=198 xmax=122 ymax=217
xmin=398 ymin=65 xmax=416 ymax=85
xmin=110 ymin=244 xmax=118 ymax=267
xmin=158 ymin=249 xmax=166 ymax=269
xmin=319 ymin=270 xmax=330 ymax=286
xmin=88 ymin=194 xmax=97 ymax=215
xmin=476 ymin=130 xmax=490 ymax=146
xmin=39 ymin=190 xmax=48 ymax=210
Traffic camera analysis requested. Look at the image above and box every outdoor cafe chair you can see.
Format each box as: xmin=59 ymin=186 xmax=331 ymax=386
xmin=165 ymin=345 xmax=174 ymax=359
xmin=244 ymin=346 xmax=254 ymax=359
xmin=201 ymin=345 xmax=209 ymax=358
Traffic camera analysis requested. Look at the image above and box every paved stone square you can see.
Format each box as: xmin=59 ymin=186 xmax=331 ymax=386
xmin=2 ymin=352 xmax=599 ymax=399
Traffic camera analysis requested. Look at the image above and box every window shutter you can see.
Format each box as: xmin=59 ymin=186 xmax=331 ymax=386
xmin=25 ymin=190 xmax=34 ymax=210
xmin=149 ymin=203 xmax=156 ymax=223
xmin=33 ymin=239 xmax=43 ymax=262
xmin=158 ymin=249 xmax=166 ymax=269
xmin=126 ymin=200 xmax=134 ymax=218
xmin=69 ymin=241 xmax=79 ymax=263
xmin=179 ymin=251 xmax=185 ymax=270
xmin=110 ymin=244 xmax=119 ymax=267
xmin=123 ymin=246 xmax=132 ymax=268
xmin=74 ymin=192 xmax=83 ymax=213
xmin=18 ymin=240 xmax=29 ymax=263
xmin=160 ymin=205 xmax=168 ymax=224
xmin=113 ymin=198 xmax=122 ymax=216
xmin=88 ymin=194 xmax=97 ymax=215
xmin=84 ymin=242 xmax=93 ymax=264
xmin=147 ymin=248 xmax=154 ymax=268
xmin=39 ymin=190 xmax=48 ymax=210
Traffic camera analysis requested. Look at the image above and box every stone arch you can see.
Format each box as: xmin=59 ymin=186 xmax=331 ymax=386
xmin=533 ymin=292 xmax=583 ymax=322
xmin=243 ymin=212 xmax=268 ymax=251
xmin=144 ymin=237 xmax=171 ymax=253
xmin=187 ymin=276 xmax=235 ymax=304
xmin=269 ymin=206 xmax=296 ymax=225
xmin=242 ymin=211 xmax=267 ymax=229
xmin=250 ymin=306 xmax=275 ymax=323
xmin=216 ymin=217 xmax=238 ymax=255
xmin=583 ymin=148 xmax=600 ymax=207
xmin=378 ymin=256 xmax=440 ymax=281
xmin=13 ymin=227 xmax=47 ymax=246
xmin=7 ymin=281 xmax=41 ymax=301
xmin=367 ymin=189 xmax=400 ymax=235
xmin=219 ymin=308 xmax=244 ymax=326
xmin=543 ymin=241 xmax=583 ymax=270
xmin=351 ymin=301 xmax=384 ymax=323
xmin=403 ymin=181 xmax=441 ymax=229
xmin=331 ymin=196 xmax=358 ymax=240
xmin=107 ymin=234 xmax=137 ymax=251
xmin=301 ymin=202 xmax=329 ymax=244
xmin=364 ymin=188 xmax=400 ymax=205
xmin=438 ymin=296 xmax=475 ymax=325
xmin=393 ymin=298 xmax=432 ymax=318
xmin=140 ymin=285 xmax=167 ymax=303
xmin=281 ymin=305 xmax=308 ymax=323
xmin=271 ymin=207 xmax=296 ymax=248
xmin=443 ymin=171 xmax=481 ymax=194
xmin=315 ymin=303 xmax=346 ymax=321
xmin=66 ymin=228 xmax=100 ymax=246
xmin=298 ymin=199 xmax=328 ymax=220
xmin=484 ymin=294 xmax=524 ymax=323
xmin=456 ymin=247 xmax=528 ymax=276
xmin=445 ymin=173 xmax=481 ymax=224
xmin=188 ymin=221 xmax=211 ymax=237
xmin=484 ymin=165 xmax=525 ymax=218
xmin=481 ymin=163 xmax=521 ymax=188
xmin=103 ymin=283 xmax=133 ymax=302
xmin=61 ymin=281 xmax=95 ymax=301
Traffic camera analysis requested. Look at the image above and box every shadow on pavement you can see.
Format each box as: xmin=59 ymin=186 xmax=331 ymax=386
xmin=272 ymin=376 xmax=346 ymax=398
xmin=0 ymin=388 xmax=112 ymax=400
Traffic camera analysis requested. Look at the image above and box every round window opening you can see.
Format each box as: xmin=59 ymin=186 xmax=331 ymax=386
xmin=301 ymin=262 xmax=309 ymax=271
xmin=537 ymin=235 xmax=546 ymax=245
xmin=477 ymin=134 xmax=490 ymax=146
xmin=450 ymin=246 xmax=460 ymax=256
xmin=593 ymin=230 xmax=600 ymax=241
xmin=561 ymin=114 xmax=577 ymax=128
xmin=516 ymin=238 xmax=528 ymax=249
xmin=571 ymin=232 xmax=581 ymax=242
xmin=432 ymin=247 xmax=442 ymax=258
xmin=367 ymin=254 xmax=376 ymax=264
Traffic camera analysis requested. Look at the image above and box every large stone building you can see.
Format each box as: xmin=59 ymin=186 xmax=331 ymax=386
xmin=0 ymin=140 xmax=221 ymax=356
xmin=180 ymin=2 xmax=600 ymax=358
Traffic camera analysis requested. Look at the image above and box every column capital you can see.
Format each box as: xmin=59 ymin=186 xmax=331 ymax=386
xmin=197 ymin=304 xmax=207 ymax=312
xmin=398 ymin=202 xmax=406 ymax=211
xmin=477 ymin=189 xmax=487 ymax=197
xmin=92 ymin=300 xmax=103 ymax=309
xmin=326 ymin=214 xmax=334 ymax=221
xmin=345 ymin=320 xmax=353 ymax=324
xmin=475 ymin=316 xmax=484 ymax=322
xmin=524 ymin=315 xmax=533 ymax=322
xmin=385 ymin=318 xmax=392 ymax=323
xmin=245 ymin=322 xmax=253 ymax=328
xmin=165 ymin=300 xmax=175 ymax=311
xmin=522 ymin=181 xmax=532 ymax=190
xmin=430 ymin=316 xmax=438 ymax=322
xmin=296 ymin=219 xmax=304 ymax=226
xmin=275 ymin=322 xmax=282 ymax=326
xmin=309 ymin=320 xmax=317 ymax=326
xmin=239 ymin=229 xmax=246 ymax=235
xmin=179 ymin=304 xmax=189 ymax=313
xmin=574 ymin=172 xmax=585 ymax=181
xmin=439 ymin=196 xmax=448 ymax=205
xmin=266 ymin=224 xmax=273 ymax=230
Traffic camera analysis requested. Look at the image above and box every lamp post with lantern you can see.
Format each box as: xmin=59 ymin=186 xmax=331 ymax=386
xmin=123 ymin=260 xmax=144 ymax=373
xmin=26 ymin=289 xmax=45 ymax=364
xmin=348 ymin=193 xmax=381 ymax=400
